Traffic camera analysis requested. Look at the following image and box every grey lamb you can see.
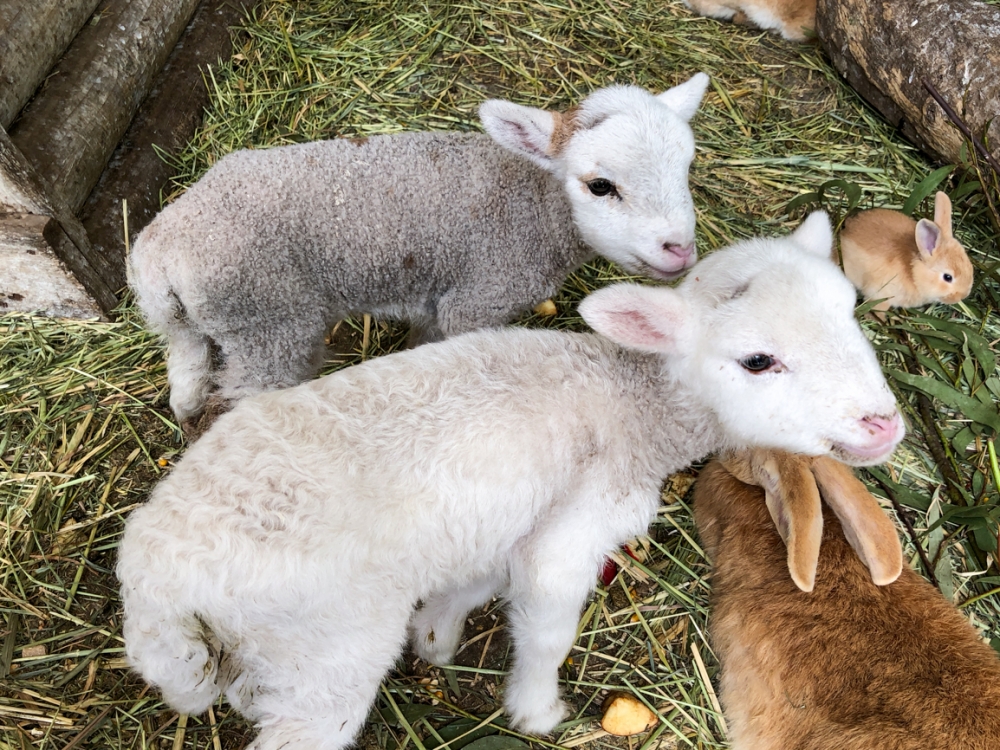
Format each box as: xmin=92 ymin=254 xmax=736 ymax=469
xmin=128 ymin=73 xmax=709 ymax=430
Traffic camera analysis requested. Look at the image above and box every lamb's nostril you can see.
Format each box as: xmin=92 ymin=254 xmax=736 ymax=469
xmin=663 ymin=242 xmax=695 ymax=261
xmin=861 ymin=414 xmax=900 ymax=436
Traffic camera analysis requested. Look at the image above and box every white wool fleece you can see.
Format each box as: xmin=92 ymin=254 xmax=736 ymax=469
xmin=118 ymin=212 xmax=903 ymax=750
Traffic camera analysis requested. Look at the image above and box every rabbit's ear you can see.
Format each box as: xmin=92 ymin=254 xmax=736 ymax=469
xmin=748 ymin=450 xmax=823 ymax=593
xmin=810 ymin=456 xmax=903 ymax=586
xmin=934 ymin=191 xmax=953 ymax=237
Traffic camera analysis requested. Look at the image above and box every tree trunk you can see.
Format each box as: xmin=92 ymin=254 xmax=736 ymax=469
xmin=816 ymin=0 xmax=1000 ymax=167
xmin=8 ymin=0 xmax=201 ymax=215
xmin=0 ymin=127 xmax=114 ymax=317
xmin=80 ymin=0 xmax=260 ymax=296
xmin=0 ymin=0 xmax=103 ymax=129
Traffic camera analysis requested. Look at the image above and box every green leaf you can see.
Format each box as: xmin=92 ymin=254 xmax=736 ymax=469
xmin=855 ymin=297 xmax=889 ymax=316
xmin=986 ymin=377 xmax=1000 ymax=400
xmin=902 ymin=165 xmax=955 ymax=216
xmin=951 ymin=425 xmax=976 ymax=454
xmin=888 ymin=369 xmax=1000 ymax=433
xmin=865 ymin=467 xmax=931 ymax=511
xmin=973 ymin=520 xmax=999 ymax=553
xmin=461 ymin=737 xmax=530 ymax=750
xmin=950 ymin=180 xmax=982 ymax=201
xmin=426 ymin=719 xmax=496 ymax=750
xmin=379 ymin=703 xmax=436 ymax=728
xmin=927 ymin=499 xmax=955 ymax=601
xmin=819 ymin=178 xmax=863 ymax=209
xmin=909 ymin=313 xmax=997 ymax=377
xmin=787 ymin=191 xmax=820 ymax=213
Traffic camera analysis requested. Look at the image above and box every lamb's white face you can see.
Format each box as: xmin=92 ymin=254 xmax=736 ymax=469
xmin=479 ymin=74 xmax=709 ymax=280
xmin=580 ymin=212 xmax=905 ymax=466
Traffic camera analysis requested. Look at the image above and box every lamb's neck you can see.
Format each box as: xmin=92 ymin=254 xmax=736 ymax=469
xmin=611 ymin=347 xmax=725 ymax=473
xmin=533 ymin=169 xmax=593 ymax=268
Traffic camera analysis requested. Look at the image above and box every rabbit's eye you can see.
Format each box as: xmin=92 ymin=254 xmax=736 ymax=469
xmin=943 ymin=273 xmax=954 ymax=283
xmin=587 ymin=179 xmax=618 ymax=198
xmin=740 ymin=353 xmax=776 ymax=373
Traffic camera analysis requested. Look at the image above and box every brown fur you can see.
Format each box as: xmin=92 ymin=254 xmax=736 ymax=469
xmin=839 ymin=192 xmax=974 ymax=311
xmin=694 ymin=459 xmax=1000 ymax=749
xmin=547 ymin=106 xmax=580 ymax=156
xmin=685 ymin=0 xmax=815 ymax=42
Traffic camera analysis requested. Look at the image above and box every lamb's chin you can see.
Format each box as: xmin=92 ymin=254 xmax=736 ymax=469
xmin=829 ymin=441 xmax=896 ymax=467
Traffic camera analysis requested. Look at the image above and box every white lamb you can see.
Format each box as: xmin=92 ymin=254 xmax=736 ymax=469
xmin=127 ymin=74 xmax=711 ymax=430
xmin=118 ymin=212 xmax=904 ymax=750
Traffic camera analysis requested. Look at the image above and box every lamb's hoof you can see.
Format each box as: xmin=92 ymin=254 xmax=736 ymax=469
xmin=507 ymin=698 xmax=569 ymax=736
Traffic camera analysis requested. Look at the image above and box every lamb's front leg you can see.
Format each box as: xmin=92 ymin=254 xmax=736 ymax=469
xmin=503 ymin=530 xmax=605 ymax=735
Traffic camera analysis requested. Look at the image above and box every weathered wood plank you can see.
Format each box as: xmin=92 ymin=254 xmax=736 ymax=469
xmin=9 ymin=0 xmax=202 ymax=215
xmin=817 ymin=0 xmax=1000 ymax=167
xmin=0 ymin=214 xmax=102 ymax=318
xmin=80 ymin=0 xmax=261 ymax=295
xmin=0 ymin=126 xmax=118 ymax=314
xmin=0 ymin=0 xmax=103 ymax=129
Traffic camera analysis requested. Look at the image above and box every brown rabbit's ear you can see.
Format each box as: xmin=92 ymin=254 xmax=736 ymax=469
xmin=748 ymin=450 xmax=823 ymax=593
xmin=934 ymin=191 xmax=953 ymax=237
xmin=915 ymin=218 xmax=943 ymax=257
xmin=810 ymin=456 xmax=903 ymax=586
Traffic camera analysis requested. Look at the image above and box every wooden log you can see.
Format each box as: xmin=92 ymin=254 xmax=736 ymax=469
xmin=0 ymin=213 xmax=102 ymax=319
xmin=0 ymin=0 xmax=104 ymax=129
xmin=0 ymin=125 xmax=117 ymax=315
xmin=8 ymin=0 xmax=202 ymax=215
xmin=816 ymin=0 xmax=1000 ymax=167
xmin=80 ymin=0 xmax=261 ymax=295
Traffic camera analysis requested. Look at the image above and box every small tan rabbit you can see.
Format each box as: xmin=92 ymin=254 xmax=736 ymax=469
xmin=839 ymin=191 xmax=974 ymax=311
xmin=694 ymin=449 xmax=1000 ymax=750
xmin=682 ymin=0 xmax=815 ymax=42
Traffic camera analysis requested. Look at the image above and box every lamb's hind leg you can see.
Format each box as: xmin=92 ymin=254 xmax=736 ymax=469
xmin=241 ymin=608 xmax=412 ymax=750
xmin=411 ymin=574 xmax=504 ymax=665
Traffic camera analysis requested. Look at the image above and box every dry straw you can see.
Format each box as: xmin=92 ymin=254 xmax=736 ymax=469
xmin=2 ymin=1 xmax=998 ymax=748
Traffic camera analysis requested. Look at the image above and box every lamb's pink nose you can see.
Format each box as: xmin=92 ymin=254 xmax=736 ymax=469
xmin=663 ymin=242 xmax=695 ymax=265
xmin=861 ymin=414 xmax=900 ymax=436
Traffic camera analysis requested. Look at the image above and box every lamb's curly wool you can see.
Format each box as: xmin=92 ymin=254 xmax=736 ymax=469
xmin=118 ymin=213 xmax=905 ymax=750
xmin=127 ymin=75 xmax=710 ymax=429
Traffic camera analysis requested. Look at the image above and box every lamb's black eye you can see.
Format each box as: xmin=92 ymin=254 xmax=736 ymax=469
xmin=587 ymin=179 xmax=616 ymax=197
xmin=943 ymin=273 xmax=954 ymax=283
xmin=740 ymin=353 xmax=775 ymax=373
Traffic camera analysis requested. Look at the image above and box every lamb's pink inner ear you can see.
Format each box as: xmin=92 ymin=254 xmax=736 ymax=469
xmin=811 ymin=457 xmax=903 ymax=586
xmin=757 ymin=454 xmax=822 ymax=593
xmin=578 ymin=284 xmax=687 ymax=354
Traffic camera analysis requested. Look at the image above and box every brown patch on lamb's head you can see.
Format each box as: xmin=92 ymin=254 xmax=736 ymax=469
xmin=547 ymin=106 xmax=580 ymax=156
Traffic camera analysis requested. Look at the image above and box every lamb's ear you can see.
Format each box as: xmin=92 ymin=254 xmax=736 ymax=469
xmin=933 ymin=191 xmax=953 ymax=237
xmin=790 ymin=211 xmax=834 ymax=258
xmin=479 ymin=100 xmax=558 ymax=172
xmin=915 ymin=219 xmax=943 ymax=257
xmin=656 ymin=72 xmax=710 ymax=122
xmin=810 ymin=456 xmax=903 ymax=586
xmin=578 ymin=283 xmax=689 ymax=355
xmin=750 ymin=449 xmax=823 ymax=593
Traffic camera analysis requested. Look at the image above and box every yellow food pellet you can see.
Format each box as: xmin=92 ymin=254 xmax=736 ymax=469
xmin=534 ymin=299 xmax=557 ymax=317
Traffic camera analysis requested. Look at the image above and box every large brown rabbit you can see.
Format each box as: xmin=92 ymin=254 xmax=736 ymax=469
xmin=839 ymin=191 xmax=974 ymax=312
xmin=694 ymin=450 xmax=1000 ymax=750
xmin=682 ymin=0 xmax=815 ymax=42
